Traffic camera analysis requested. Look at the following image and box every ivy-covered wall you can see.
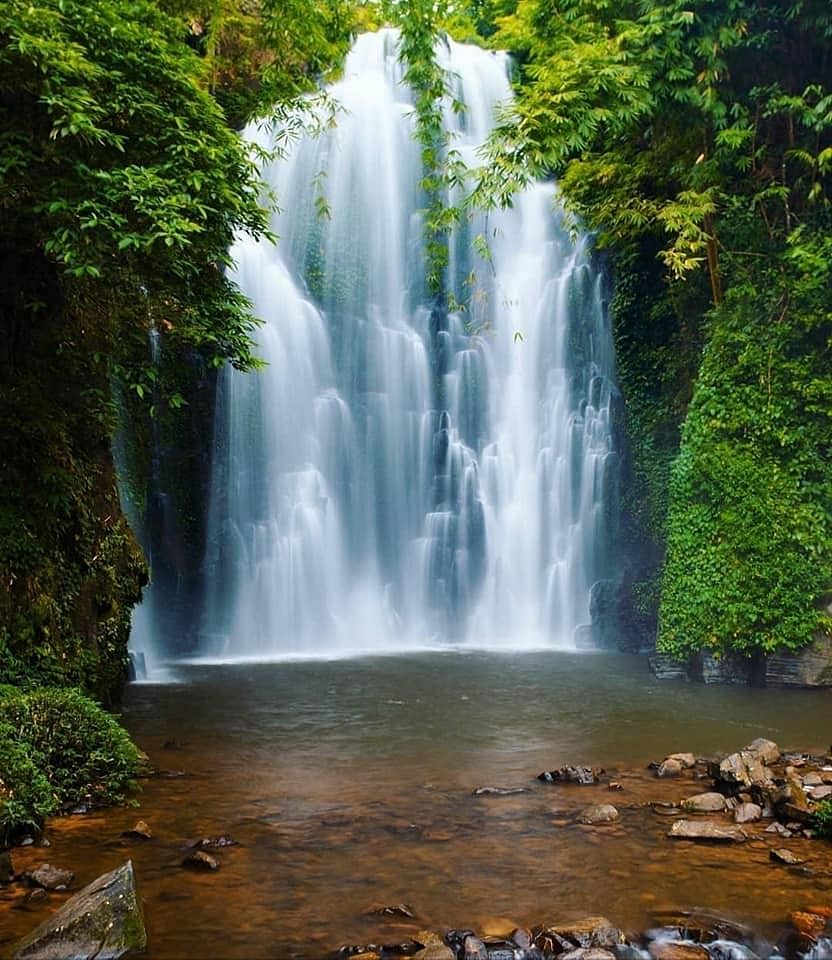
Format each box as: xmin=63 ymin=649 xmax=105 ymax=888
xmin=0 ymin=265 xmax=146 ymax=703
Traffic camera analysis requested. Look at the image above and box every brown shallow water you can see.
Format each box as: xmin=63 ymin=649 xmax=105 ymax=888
xmin=2 ymin=651 xmax=832 ymax=958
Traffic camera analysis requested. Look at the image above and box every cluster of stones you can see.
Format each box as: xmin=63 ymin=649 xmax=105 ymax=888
xmin=2 ymin=820 xmax=239 ymax=959
xmin=652 ymin=738 xmax=830 ymax=859
xmin=334 ymin=909 xmax=832 ymax=959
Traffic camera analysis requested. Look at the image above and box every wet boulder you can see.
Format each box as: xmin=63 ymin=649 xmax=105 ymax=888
xmin=538 ymin=766 xmax=604 ymax=786
xmin=579 ymin=804 xmax=620 ymax=824
xmin=770 ymin=848 xmax=805 ymax=865
xmin=362 ymin=903 xmax=416 ymax=919
xmin=534 ymin=916 xmax=624 ymax=951
xmin=708 ymin=752 xmax=772 ymax=793
xmin=462 ymin=935 xmax=488 ymax=959
xmin=734 ymin=802 xmax=762 ymax=824
xmin=13 ymin=860 xmax=145 ymax=960
xmin=668 ymin=820 xmax=747 ymax=843
xmin=413 ymin=943 xmax=454 ymax=960
xmin=472 ymin=786 xmax=529 ymax=797
xmin=182 ymin=850 xmax=219 ymax=870
xmin=24 ymin=864 xmax=74 ymax=891
xmin=666 ymin=754 xmax=697 ymax=769
xmin=196 ymin=835 xmax=238 ymax=848
xmin=657 ymin=759 xmax=685 ymax=779
xmin=743 ymin=739 xmax=780 ymax=765
xmin=681 ymin=793 xmax=727 ymax=814
xmin=121 ymin=820 xmax=152 ymax=841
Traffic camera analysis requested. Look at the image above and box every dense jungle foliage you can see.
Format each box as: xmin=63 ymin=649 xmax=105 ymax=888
xmin=0 ymin=0 xmax=830 ymax=842
xmin=469 ymin=0 xmax=832 ymax=659
xmin=0 ymin=0 xmax=352 ymax=838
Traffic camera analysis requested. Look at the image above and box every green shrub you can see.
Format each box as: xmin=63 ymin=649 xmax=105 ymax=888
xmin=0 ymin=688 xmax=140 ymax=844
xmin=812 ymin=799 xmax=832 ymax=841
xmin=0 ymin=722 xmax=56 ymax=846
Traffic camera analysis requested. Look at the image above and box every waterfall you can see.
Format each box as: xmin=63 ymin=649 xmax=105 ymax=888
xmin=201 ymin=29 xmax=618 ymax=659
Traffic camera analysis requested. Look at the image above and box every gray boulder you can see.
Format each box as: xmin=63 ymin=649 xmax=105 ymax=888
xmin=13 ymin=861 xmax=146 ymax=960
xmin=681 ymin=793 xmax=727 ymax=814
xmin=733 ymin=802 xmax=762 ymax=823
xmin=668 ymin=820 xmax=747 ymax=843
xmin=709 ymin=751 xmax=772 ymax=792
xmin=743 ymin=739 xmax=780 ymax=764
xmin=579 ymin=804 xmax=620 ymax=824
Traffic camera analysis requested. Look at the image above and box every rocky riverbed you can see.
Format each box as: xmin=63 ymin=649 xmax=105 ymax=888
xmin=2 ymin=734 xmax=832 ymax=959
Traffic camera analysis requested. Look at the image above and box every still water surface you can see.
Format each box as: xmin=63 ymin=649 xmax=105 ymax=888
xmin=3 ymin=652 xmax=831 ymax=958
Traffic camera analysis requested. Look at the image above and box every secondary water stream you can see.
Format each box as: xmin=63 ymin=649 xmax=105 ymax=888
xmin=2 ymin=654 xmax=830 ymax=958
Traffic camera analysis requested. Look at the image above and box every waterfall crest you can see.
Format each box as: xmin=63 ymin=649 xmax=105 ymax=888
xmin=201 ymin=29 xmax=618 ymax=658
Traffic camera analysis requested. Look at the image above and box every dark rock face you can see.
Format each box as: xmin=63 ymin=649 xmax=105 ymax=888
xmin=13 ymin=860 xmax=145 ymax=960
xmin=649 ymin=637 xmax=832 ymax=689
xmin=648 ymin=655 xmax=689 ymax=681
xmin=765 ymin=636 xmax=832 ymax=687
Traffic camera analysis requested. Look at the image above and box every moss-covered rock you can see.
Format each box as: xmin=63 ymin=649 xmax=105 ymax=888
xmin=13 ymin=860 xmax=146 ymax=960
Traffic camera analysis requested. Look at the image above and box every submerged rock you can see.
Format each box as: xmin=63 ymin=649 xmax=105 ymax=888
xmin=196 ymin=835 xmax=238 ymax=848
xmin=362 ymin=903 xmax=415 ymax=919
xmin=579 ymin=804 xmax=620 ymax=824
xmin=121 ymin=820 xmax=152 ymax=840
xmin=413 ymin=946 xmax=453 ymax=960
xmin=667 ymin=820 xmax=747 ymax=843
xmin=648 ymin=944 xmax=708 ymax=959
xmin=770 ymin=848 xmax=806 ymax=865
xmin=182 ymin=850 xmax=219 ymax=871
xmin=538 ymin=766 xmax=604 ymax=785
xmin=24 ymin=864 xmax=74 ymax=891
xmin=13 ymin=860 xmax=145 ymax=960
xmin=472 ymin=786 xmax=529 ymax=797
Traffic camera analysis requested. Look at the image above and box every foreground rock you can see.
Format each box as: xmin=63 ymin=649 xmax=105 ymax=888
xmin=13 ymin=861 xmax=145 ymax=960
xmin=668 ymin=820 xmax=747 ymax=843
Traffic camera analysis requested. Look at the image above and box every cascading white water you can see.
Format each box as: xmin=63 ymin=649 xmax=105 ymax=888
xmin=201 ymin=29 xmax=618 ymax=658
